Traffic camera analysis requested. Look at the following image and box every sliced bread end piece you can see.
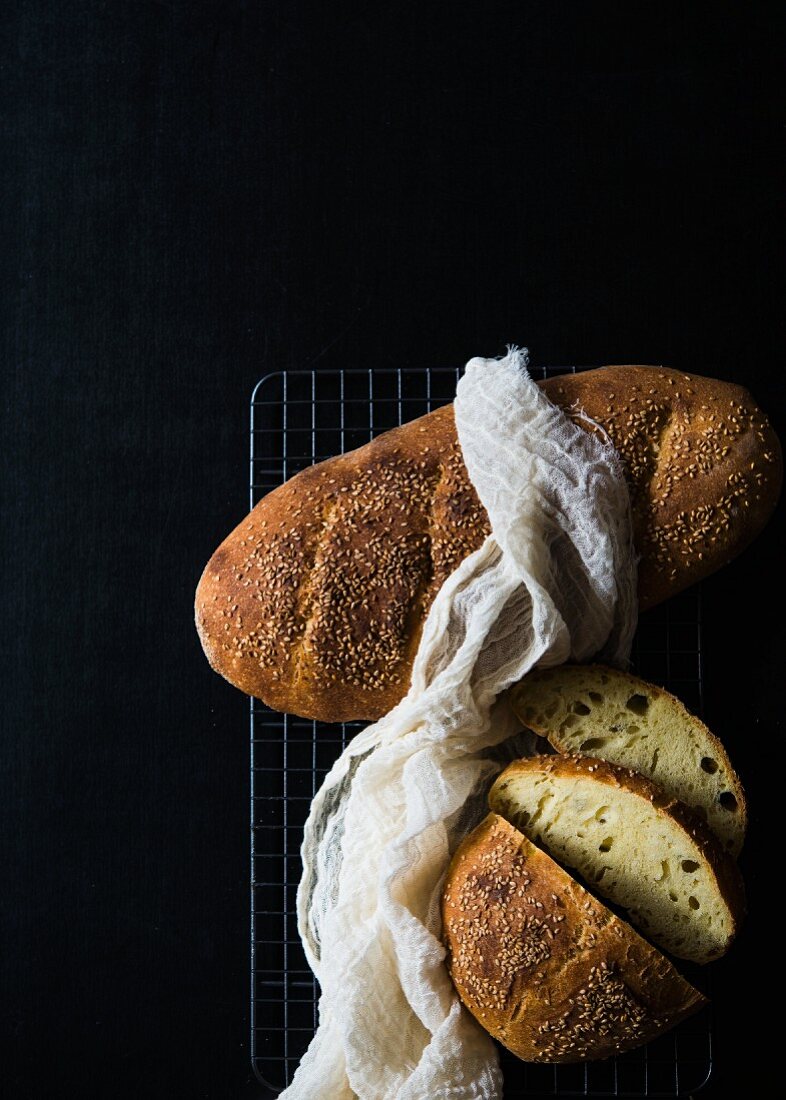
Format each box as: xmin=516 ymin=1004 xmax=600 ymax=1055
xmin=442 ymin=813 xmax=707 ymax=1063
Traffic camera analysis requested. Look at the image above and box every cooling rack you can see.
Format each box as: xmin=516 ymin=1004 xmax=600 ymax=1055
xmin=249 ymin=365 xmax=712 ymax=1097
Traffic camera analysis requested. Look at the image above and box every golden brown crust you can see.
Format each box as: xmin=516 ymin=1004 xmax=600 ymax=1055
xmin=441 ymin=814 xmax=706 ymax=1063
xmin=195 ymin=365 xmax=781 ymax=721
xmin=195 ymin=404 xmax=489 ymax=720
xmin=540 ymin=367 xmax=782 ymax=609
xmin=490 ymin=754 xmax=746 ymax=958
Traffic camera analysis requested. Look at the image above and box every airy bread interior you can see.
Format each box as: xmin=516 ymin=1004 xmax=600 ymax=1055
xmin=509 ymin=665 xmax=746 ymax=855
xmin=489 ymin=755 xmax=744 ymax=964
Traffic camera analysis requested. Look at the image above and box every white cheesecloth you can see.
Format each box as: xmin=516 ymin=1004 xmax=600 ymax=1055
xmin=279 ymin=348 xmax=638 ymax=1099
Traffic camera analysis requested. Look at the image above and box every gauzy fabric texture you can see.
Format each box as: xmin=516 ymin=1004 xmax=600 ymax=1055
xmin=280 ymin=349 xmax=638 ymax=1099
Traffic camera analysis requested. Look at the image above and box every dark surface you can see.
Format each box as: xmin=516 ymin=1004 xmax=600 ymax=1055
xmin=1 ymin=2 xmax=783 ymax=1098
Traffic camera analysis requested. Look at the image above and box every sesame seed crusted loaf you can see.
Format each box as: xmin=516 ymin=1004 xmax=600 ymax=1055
xmin=195 ymin=365 xmax=781 ymax=722
xmin=441 ymin=813 xmax=706 ymax=1063
xmin=509 ymin=664 xmax=746 ymax=856
xmin=489 ymin=755 xmax=746 ymax=964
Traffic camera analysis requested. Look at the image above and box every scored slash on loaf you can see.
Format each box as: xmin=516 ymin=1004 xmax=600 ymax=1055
xmin=195 ymin=365 xmax=781 ymax=722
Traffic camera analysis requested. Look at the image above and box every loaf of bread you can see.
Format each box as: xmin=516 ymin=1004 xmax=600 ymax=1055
xmin=442 ymin=813 xmax=706 ymax=1063
xmin=489 ymin=754 xmax=745 ymax=963
xmin=195 ymin=366 xmax=781 ymax=722
xmin=509 ymin=665 xmax=746 ymax=855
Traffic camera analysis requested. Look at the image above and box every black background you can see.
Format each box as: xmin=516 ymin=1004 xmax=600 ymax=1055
xmin=2 ymin=2 xmax=784 ymax=1097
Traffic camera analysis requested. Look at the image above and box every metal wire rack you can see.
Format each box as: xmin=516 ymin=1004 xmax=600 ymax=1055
xmin=249 ymin=366 xmax=712 ymax=1097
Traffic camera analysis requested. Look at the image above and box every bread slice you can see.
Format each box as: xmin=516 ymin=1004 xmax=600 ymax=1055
xmin=509 ymin=665 xmax=746 ymax=856
xmin=489 ymin=755 xmax=745 ymax=964
xmin=442 ymin=813 xmax=706 ymax=1063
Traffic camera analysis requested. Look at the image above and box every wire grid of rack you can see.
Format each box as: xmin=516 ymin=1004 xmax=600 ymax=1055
xmin=250 ymin=366 xmax=712 ymax=1097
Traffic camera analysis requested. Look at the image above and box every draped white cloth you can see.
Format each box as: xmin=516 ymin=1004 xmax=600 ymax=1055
xmin=280 ymin=349 xmax=637 ymax=1099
